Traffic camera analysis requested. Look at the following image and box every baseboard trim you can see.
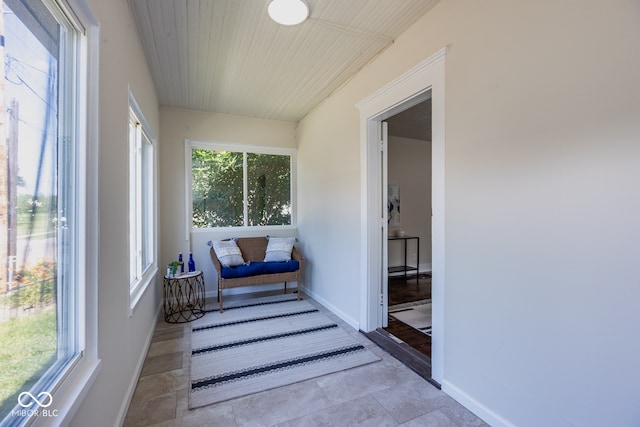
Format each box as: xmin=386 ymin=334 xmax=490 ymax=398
xmin=441 ymin=380 xmax=515 ymax=427
xmin=115 ymin=301 xmax=164 ymax=426
xmin=301 ymin=286 xmax=360 ymax=330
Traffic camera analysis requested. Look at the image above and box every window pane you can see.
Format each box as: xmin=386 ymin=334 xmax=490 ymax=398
xmin=141 ymin=134 xmax=152 ymax=273
xmin=1 ymin=0 xmax=79 ymax=421
xmin=129 ymin=107 xmax=154 ymax=291
xmin=192 ymin=149 xmax=243 ymax=228
xmin=247 ymin=153 xmax=291 ymax=226
xmin=128 ymin=117 xmax=139 ymax=285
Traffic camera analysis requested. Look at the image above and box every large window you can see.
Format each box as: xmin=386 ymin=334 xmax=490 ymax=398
xmin=129 ymin=95 xmax=156 ymax=310
xmin=0 ymin=0 xmax=91 ymax=425
xmin=189 ymin=142 xmax=295 ymax=229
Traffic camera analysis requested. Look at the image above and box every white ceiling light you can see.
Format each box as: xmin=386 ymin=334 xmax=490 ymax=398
xmin=268 ymin=0 xmax=309 ymax=26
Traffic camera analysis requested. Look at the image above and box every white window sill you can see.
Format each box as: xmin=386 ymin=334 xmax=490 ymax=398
xmin=129 ymin=266 xmax=158 ymax=316
xmin=30 ymin=357 xmax=102 ymax=427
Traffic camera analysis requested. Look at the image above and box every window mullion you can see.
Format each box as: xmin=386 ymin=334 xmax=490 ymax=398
xmin=143 ymin=134 xmax=153 ymax=268
xmin=243 ymin=152 xmax=248 ymax=227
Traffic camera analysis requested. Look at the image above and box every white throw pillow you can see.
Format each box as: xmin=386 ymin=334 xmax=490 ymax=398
xmin=264 ymin=236 xmax=296 ymax=262
xmin=212 ymin=239 xmax=245 ymax=267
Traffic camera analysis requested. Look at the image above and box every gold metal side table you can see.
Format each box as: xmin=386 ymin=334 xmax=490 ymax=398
xmin=163 ymin=270 xmax=206 ymax=323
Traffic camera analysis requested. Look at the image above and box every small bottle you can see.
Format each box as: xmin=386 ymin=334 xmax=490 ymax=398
xmin=188 ymin=253 xmax=196 ymax=272
xmin=178 ymin=253 xmax=184 ymax=273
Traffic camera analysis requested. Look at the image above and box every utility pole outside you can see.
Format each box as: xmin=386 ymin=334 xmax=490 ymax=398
xmin=0 ymin=3 xmax=8 ymax=291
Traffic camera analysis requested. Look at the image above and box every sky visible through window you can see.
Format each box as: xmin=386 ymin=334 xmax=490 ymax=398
xmin=0 ymin=1 xmax=60 ymax=420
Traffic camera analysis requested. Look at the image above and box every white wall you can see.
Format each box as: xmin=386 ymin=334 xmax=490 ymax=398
xmin=296 ymin=100 xmax=363 ymax=325
xmin=387 ymin=135 xmax=432 ymax=271
xmin=297 ymin=0 xmax=640 ymax=426
xmin=69 ymin=0 xmax=160 ymax=426
xmin=158 ymin=107 xmax=298 ymax=297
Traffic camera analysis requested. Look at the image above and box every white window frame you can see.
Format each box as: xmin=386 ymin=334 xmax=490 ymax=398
xmin=185 ymin=140 xmax=297 ymax=237
xmin=0 ymin=1 xmax=101 ymax=426
xmin=128 ymin=91 xmax=158 ymax=314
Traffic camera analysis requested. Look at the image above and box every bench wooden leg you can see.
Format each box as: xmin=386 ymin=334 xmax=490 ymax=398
xmin=218 ymin=288 xmax=223 ymax=313
xmin=284 ymin=281 xmax=287 ymax=293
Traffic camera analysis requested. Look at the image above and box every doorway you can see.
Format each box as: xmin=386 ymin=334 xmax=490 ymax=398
xmin=356 ymin=47 xmax=446 ymax=384
xmin=384 ymin=99 xmax=433 ymax=362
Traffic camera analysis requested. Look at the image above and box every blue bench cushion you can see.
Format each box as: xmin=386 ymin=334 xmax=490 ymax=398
xmin=221 ymin=260 xmax=300 ymax=279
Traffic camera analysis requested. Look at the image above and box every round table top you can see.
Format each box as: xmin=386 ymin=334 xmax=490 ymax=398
xmin=164 ymin=270 xmax=202 ymax=279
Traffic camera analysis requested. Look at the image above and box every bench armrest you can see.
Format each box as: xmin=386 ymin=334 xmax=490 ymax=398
xmin=210 ymin=247 xmax=223 ymax=275
xmin=291 ymin=246 xmax=304 ymax=264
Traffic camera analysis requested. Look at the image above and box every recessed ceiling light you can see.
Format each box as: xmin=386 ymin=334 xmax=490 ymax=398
xmin=268 ymin=0 xmax=309 ymax=26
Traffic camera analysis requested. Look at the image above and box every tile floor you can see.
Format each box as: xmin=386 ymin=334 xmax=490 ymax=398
xmin=123 ymin=292 xmax=488 ymax=426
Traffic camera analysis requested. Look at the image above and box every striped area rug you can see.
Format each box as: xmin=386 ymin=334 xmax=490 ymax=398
xmin=189 ymin=295 xmax=380 ymax=409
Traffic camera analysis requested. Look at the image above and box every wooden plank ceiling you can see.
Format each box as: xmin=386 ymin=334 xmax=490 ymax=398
xmin=128 ymin=0 xmax=440 ymax=122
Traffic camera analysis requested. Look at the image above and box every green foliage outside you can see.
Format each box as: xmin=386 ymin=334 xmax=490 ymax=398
xmin=192 ymin=149 xmax=291 ymax=228
xmin=16 ymin=194 xmax=57 ymax=237
xmin=10 ymin=262 xmax=56 ymax=310
xmin=0 ymin=262 xmax=58 ymax=419
xmin=0 ymin=310 xmax=57 ymax=418
xmin=247 ymin=153 xmax=291 ymax=226
xmin=192 ymin=150 xmax=244 ymax=227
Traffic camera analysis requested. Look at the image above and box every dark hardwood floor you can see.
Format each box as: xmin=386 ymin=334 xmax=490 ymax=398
xmin=363 ymin=272 xmax=435 ymax=384
xmin=388 ymin=273 xmax=431 ymax=306
xmin=385 ymin=273 xmax=432 ymax=360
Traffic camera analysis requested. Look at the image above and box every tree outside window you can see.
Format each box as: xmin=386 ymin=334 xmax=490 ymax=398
xmin=0 ymin=0 xmax=85 ymax=422
xmin=190 ymin=146 xmax=294 ymax=229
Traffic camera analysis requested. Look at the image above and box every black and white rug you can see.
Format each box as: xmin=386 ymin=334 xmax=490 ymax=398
xmin=389 ymin=300 xmax=432 ymax=336
xmin=189 ymin=294 xmax=380 ymax=409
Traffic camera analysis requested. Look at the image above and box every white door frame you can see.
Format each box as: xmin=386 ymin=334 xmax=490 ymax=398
xmin=380 ymin=121 xmax=389 ymax=328
xmin=356 ymin=47 xmax=446 ymax=383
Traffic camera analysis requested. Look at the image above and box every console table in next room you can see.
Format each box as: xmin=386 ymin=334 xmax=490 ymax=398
xmin=388 ymin=235 xmax=419 ymax=280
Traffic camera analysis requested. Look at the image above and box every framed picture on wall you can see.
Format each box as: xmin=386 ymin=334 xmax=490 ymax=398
xmin=388 ymin=185 xmax=400 ymax=226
